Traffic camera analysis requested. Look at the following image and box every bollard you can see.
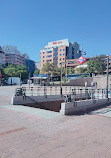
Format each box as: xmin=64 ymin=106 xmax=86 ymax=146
xmin=50 ymin=87 xmax=52 ymax=95
xmin=31 ymin=87 xmax=33 ymax=96
xmin=60 ymin=87 xmax=62 ymax=96
xmin=55 ymin=87 xmax=57 ymax=95
xmin=44 ymin=86 xmax=47 ymax=98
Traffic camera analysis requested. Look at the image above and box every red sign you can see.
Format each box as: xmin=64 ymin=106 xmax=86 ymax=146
xmin=76 ymin=56 xmax=87 ymax=64
xmin=53 ymin=41 xmax=62 ymax=45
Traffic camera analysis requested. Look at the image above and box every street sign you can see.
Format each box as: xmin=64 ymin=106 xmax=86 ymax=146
xmin=76 ymin=56 xmax=87 ymax=64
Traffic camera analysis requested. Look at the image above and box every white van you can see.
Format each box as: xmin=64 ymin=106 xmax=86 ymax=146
xmin=8 ymin=77 xmax=20 ymax=85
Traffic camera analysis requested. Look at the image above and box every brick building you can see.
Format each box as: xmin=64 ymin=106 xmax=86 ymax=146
xmin=0 ymin=46 xmax=5 ymax=65
xmin=40 ymin=39 xmax=81 ymax=71
xmin=2 ymin=46 xmax=25 ymax=66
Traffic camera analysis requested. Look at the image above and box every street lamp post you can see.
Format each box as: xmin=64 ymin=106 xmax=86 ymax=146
xmin=29 ymin=72 xmax=30 ymax=89
xmin=60 ymin=60 xmax=77 ymax=95
xmin=20 ymin=73 xmax=21 ymax=88
xmin=106 ymin=55 xmax=109 ymax=98
xmin=60 ymin=48 xmax=86 ymax=96
xmin=60 ymin=63 xmax=63 ymax=96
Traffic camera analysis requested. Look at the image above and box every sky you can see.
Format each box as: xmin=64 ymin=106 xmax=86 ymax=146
xmin=0 ymin=0 xmax=111 ymax=62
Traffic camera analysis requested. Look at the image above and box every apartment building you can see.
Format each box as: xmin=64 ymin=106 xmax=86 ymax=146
xmin=0 ymin=46 xmax=5 ymax=65
xmin=2 ymin=46 xmax=25 ymax=66
xmin=40 ymin=39 xmax=80 ymax=71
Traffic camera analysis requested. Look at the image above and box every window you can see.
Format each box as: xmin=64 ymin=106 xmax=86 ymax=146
xmin=47 ymin=51 xmax=52 ymax=53
xmin=63 ymin=49 xmax=65 ymax=51
xmin=60 ymin=54 xmax=62 ymax=56
xmin=47 ymin=59 xmax=52 ymax=62
xmin=43 ymin=56 xmax=45 ymax=58
xmin=63 ymin=58 xmax=65 ymax=60
xmin=63 ymin=54 xmax=65 ymax=56
xmin=60 ymin=49 xmax=62 ymax=52
xmin=43 ymin=52 xmax=45 ymax=54
xmin=60 ymin=58 xmax=61 ymax=61
xmin=47 ymin=55 xmax=52 ymax=58
xmin=43 ymin=60 xmax=45 ymax=62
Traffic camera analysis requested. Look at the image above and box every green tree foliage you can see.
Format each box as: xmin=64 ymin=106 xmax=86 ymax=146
xmin=87 ymin=60 xmax=95 ymax=74
xmin=4 ymin=64 xmax=29 ymax=80
xmin=33 ymin=69 xmax=40 ymax=75
xmin=52 ymin=67 xmax=61 ymax=76
xmin=41 ymin=61 xmax=54 ymax=75
xmin=62 ymin=67 xmax=66 ymax=76
xmin=94 ymin=57 xmax=106 ymax=74
xmin=68 ymin=67 xmax=75 ymax=74
xmin=87 ymin=55 xmax=106 ymax=74
xmin=76 ymin=68 xmax=87 ymax=73
xmin=41 ymin=61 xmax=62 ymax=76
xmin=0 ymin=67 xmax=7 ymax=79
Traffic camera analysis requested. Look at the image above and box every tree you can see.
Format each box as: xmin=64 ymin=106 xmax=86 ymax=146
xmin=87 ymin=55 xmax=106 ymax=74
xmin=87 ymin=60 xmax=95 ymax=74
xmin=68 ymin=67 xmax=75 ymax=74
xmin=94 ymin=57 xmax=106 ymax=74
xmin=52 ymin=67 xmax=61 ymax=76
xmin=33 ymin=69 xmax=40 ymax=75
xmin=0 ymin=67 xmax=7 ymax=79
xmin=76 ymin=68 xmax=87 ymax=73
xmin=4 ymin=64 xmax=29 ymax=80
xmin=41 ymin=62 xmax=54 ymax=75
xmin=62 ymin=67 xmax=66 ymax=77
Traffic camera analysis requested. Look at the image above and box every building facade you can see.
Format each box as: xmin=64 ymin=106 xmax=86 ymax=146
xmin=40 ymin=39 xmax=81 ymax=71
xmin=2 ymin=46 xmax=25 ymax=66
xmin=25 ymin=59 xmax=35 ymax=77
xmin=35 ymin=62 xmax=40 ymax=70
xmin=0 ymin=46 xmax=5 ymax=65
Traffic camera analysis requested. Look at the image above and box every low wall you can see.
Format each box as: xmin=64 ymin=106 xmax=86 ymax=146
xmin=12 ymin=95 xmax=64 ymax=112
xmin=12 ymin=95 xmax=64 ymax=105
xmin=63 ymin=77 xmax=93 ymax=87
xmin=60 ymin=98 xmax=111 ymax=115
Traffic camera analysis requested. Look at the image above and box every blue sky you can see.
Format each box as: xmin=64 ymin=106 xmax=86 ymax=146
xmin=0 ymin=0 xmax=111 ymax=61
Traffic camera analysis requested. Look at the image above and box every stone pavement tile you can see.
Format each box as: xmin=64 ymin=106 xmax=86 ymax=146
xmin=0 ymin=107 xmax=44 ymax=128
xmin=0 ymin=131 xmax=46 ymax=149
xmin=0 ymin=131 xmax=49 ymax=157
xmin=41 ymin=149 xmax=68 ymax=158
xmin=1 ymin=92 xmax=111 ymax=158
xmin=0 ymin=105 xmax=61 ymax=119
xmin=66 ymin=147 xmax=111 ymax=158
xmin=0 ymin=122 xmax=26 ymax=133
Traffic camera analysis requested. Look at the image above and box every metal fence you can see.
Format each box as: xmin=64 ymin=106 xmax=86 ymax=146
xmin=15 ymin=86 xmax=111 ymax=101
xmin=20 ymin=86 xmax=92 ymax=96
xmin=64 ymin=88 xmax=110 ymax=102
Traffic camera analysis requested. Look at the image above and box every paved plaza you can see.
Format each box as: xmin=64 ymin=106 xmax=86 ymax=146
xmin=1 ymin=86 xmax=111 ymax=158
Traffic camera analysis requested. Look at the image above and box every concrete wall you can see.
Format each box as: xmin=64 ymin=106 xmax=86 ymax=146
xmin=12 ymin=95 xmax=64 ymax=112
xmin=61 ymin=75 xmax=111 ymax=89
xmin=63 ymin=77 xmax=93 ymax=87
xmin=60 ymin=98 xmax=111 ymax=115
xmin=12 ymin=95 xmax=64 ymax=105
xmin=93 ymin=75 xmax=111 ymax=89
